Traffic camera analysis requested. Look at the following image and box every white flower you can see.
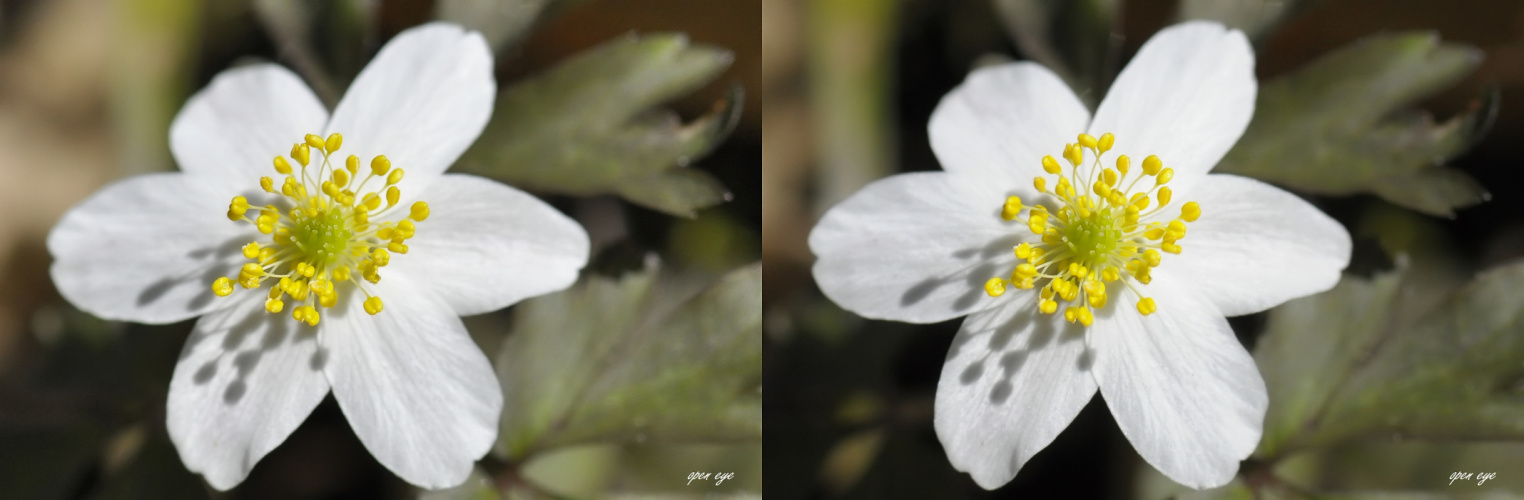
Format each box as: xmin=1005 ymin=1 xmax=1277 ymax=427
xmin=47 ymin=23 xmax=589 ymax=490
xmin=808 ymin=22 xmax=1351 ymax=489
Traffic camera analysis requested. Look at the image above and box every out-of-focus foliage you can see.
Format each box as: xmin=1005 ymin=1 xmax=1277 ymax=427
xmin=1216 ymin=33 xmax=1493 ymax=217
xmin=457 ymin=34 xmax=741 ymax=217
xmin=253 ymin=0 xmax=377 ymax=105
xmin=991 ymin=0 xmax=1118 ymax=103
xmin=435 ymin=0 xmax=551 ymax=53
xmin=1176 ymin=0 xmax=1294 ymax=42
xmin=495 ymin=262 xmax=762 ymax=460
xmin=1259 ymin=258 xmax=1524 ymax=457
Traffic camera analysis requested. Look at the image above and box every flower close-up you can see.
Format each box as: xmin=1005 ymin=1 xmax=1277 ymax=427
xmin=46 ymin=22 xmax=590 ymax=491
xmin=808 ymin=21 xmax=1352 ymax=490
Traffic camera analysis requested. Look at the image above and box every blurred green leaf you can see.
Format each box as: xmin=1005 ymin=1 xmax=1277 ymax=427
xmin=111 ymin=0 xmax=202 ymax=175
xmin=434 ymin=0 xmax=549 ymax=53
xmin=1255 ymin=258 xmax=1524 ymax=460
xmin=992 ymin=0 xmax=1119 ymax=104
xmin=419 ymin=467 xmax=502 ymax=500
xmin=457 ymin=34 xmax=740 ymax=218
xmin=495 ymin=262 xmax=762 ymax=460
xmin=1176 ymin=0 xmax=1294 ymax=42
xmin=253 ymin=0 xmax=376 ymax=106
xmin=1217 ymin=33 xmax=1491 ymax=217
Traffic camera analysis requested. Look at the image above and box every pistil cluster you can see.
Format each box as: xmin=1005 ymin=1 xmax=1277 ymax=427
xmin=982 ymin=132 xmax=1201 ymax=326
xmin=211 ymin=133 xmax=431 ymax=326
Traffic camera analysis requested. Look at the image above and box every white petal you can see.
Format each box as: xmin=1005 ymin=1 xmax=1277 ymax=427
xmin=1165 ymin=174 xmax=1350 ymax=316
xmin=935 ymin=294 xmax=1098 ymax=489
xmin=929 ymin=62 xmax=1091 ymax=186
xmin=1090 ymin=272 xmax=1267 ymax=489
xmin=1088 ymin=21 xmax=1255 ymax=188
xmin=325 ymin=22 xmax=495 ymax=195
xmin=809 ymin=172 xmax=1031 ymax=323
xmin=166 ymin=291 xmax=330 ymax=490
xmin=47 ymin=173 xmax=260 ymax=324
xmin=385 ymin=175 xmax=589 ymax=316
xmin=169 ymin=64 xmax=329 ymax=186
xmin=322 ymin=272 xmax=501 ymax=489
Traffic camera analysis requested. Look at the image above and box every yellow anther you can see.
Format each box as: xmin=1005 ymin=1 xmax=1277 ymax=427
xmin=1101 ymin=267 xmax=1121 ymax=282
xmin=1064 ymin=143 xmax=1083 ymax=166
xmin=1068 ymin=263 xmax=1089 ymax=280
xmin=346 ymin=155 xmax=359 ymax=173
xmin=265 ymin=298 xmax=284 ymax=313
xmin=1076 ymin=307 xmax=1093 ymax=326
xmin=984 ymin=277 xmax=1007 ymax=297
xmin=1098 ymin=133 xmax=1114 ymax=153
xmin=1039 ymin=299 xmax=1058 ymax=314
xmin=240 ymin=262 xmax=264 ymax=278
xmin=1107 ymin=191 xmax=1127 ymax=208
xmin=308 ymin=279 xmax=331 ymax=296
xmin=1001 ymin=196 xmax=1023 ymax=221
xmin=1102 ymin=169 xmax=1118 ymax=187
xmin=1034 ymin=177 xmax=1047 ymax=193
xmin=227 ymin=196 xmax=250 ymax=221
xmin=1014 ymin=242 xmax=1032 ymax=259
xmin=1181 ymin=202 xmax=1201 ymax=222
xmin=322 ymin=181 xmax=339 ymax=198
xmin=291 ymin=143 xmax=311 ymax=166
xmin=1157 ymin=186 xmax=1172 ymax=206
xmin=1093 ymin=182 xmax=1111 ymax=197
xmin=372 ymin=248 xmax=391 ymax=267
xmin=1013 ymin=263 xmax=1038 ymax=279
xmin=387 ymin=168 xmax=405 ymax=185
xmin=362 ymin=193 xmax=381 ymax=211
xmin=410 ymin=201 xmax=430 ymax=221
xmin=260 ymin=176 xmax=274 ymax=193
xmin=332 ymin=266 xmax=351 ymax=282
xmin=388 ymin=242 xmax=409 ymax=254
xmin=364 ymin=296 xmax=385 ymax=315
xmin=1088 ymin=291 xmax=1107 ymax=309
xmin=1042 ymin=155 xmax=1062 ymax=174
xmin=242 ymin=242 xmax=261 ymax=259
xmin=1143 ymin=249 xmax=1162 ymax=267
xmin=395 ymin=219 xmax=416 ymax=240
xmin=259 ymin=247 xmax=277 ymax=263
xmin=1144 ymin=227 xmax=1164 ymax=240
xmin=1078 ymin=134 xmax=1098 ymax=150
xmin=282 ymin=177 xmax=298 ymax=196
xmin=1156 ymin=168 xmax=1174 ymax=185
xmin=1167 ymin=219 xmax=1188 ymax=239
xmin=334 ymin=169 xmax=350 ymax=187
xmin=268 ymin=286 xmax=283 ymax=299
xmin=386 ymin=186 xmax=400 ymax=206
xmin=212 ymin=277 xmax=234 ymax=297
xmin=1064 ymin=307 xmax=1078 ymax=324
xmin=1129 ymin=192 xmax=1150 ymax=210
xmin=1028 ymin=215 xmax=1046 ymax=236
xmin=325 ymin=133 xmax=343 ymax=153
xmin=274 ymin=156 xmax=292 ymax=174
xmin=1161 ymin=242 xmax=1182 ymax=254
xmin=1116 ymin=155 xmax=1130 ymax=174
xmin=1083 ymin=279 xmax=1105 ymax=297
xmin=370 ymin=155 xmax=391 ymax=175
xmin=319 ymin=291 xmax=337 ymax=308
xmin=354 ymin=208 xmax=370 ymax=226
xmin=305 ymin=134 xmax=326 ymax=150
xmin=1137 ymin=297 xmax=1157 ymax=316
xmin=1142 ymin=155 xmax=1162 ymax=175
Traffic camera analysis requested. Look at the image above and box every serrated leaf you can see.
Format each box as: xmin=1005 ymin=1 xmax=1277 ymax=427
xmin=495 ymin=263 xmax=762 ymax=460
xmin=457 ymin=34 xmax=740 ymax=217
xmin=1255 ymin=258 xmax=1524 ymax=460
xmin=1216 ymin=33 xmax=1491 ymax=216
xmin=434 ymin=0 xmax=549 ymax=53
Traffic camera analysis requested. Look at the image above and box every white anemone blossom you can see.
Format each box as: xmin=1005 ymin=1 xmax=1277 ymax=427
xmin=809 ymin=22 xmax=1351 ymax=489
xmin=47 ymin=23 xmax=589 ymax=489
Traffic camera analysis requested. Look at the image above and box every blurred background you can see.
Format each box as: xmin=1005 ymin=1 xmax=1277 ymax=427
xmin=764 ymin=0 xmax=1524 ymax=498
xmin=0 ymin=0 xmax=759 ymax=498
